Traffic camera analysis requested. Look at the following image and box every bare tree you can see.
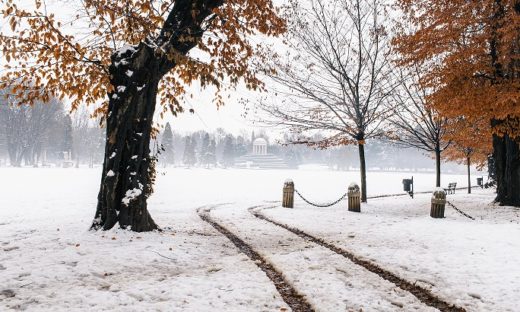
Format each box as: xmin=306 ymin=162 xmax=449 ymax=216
xmin=72 ymin=107 xmax=105 ymax=168
xmin=0 ymin=89 xmax=63 ymax=167
xmin=72 ymin=108 xmax=90 ymax=168
xmin=260 ymin=0 xmax=394 ymax=202
xmin=387 ymin=67 xmax=451 ymax=187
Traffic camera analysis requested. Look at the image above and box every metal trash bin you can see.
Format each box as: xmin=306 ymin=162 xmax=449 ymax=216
xmin=402 ymin=179 xmax=412 ymax=192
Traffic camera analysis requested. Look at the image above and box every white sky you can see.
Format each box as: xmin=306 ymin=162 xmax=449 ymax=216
xmin=161 ymin=85 xmax=269 ymax=136
xmin=0 ymin=0 xmax=281 ymax=136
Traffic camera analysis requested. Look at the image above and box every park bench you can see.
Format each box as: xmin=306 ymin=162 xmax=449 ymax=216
xmin=444 ymin=182 xmax=457 ymax=194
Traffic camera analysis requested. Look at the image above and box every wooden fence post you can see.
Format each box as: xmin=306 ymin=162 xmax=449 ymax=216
xmin=431 ymin=189 xmax=446 ymax=218
xmin=282 ymin=180 xmax=294 ymax=208
xmin=348 ymin=183 xmax=361 ymax=212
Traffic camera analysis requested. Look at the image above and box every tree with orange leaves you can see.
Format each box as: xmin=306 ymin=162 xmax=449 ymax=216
xmin=444 ymin=118 xmax=492 ymax=194
xmin=0 ymin=0 xmax=285 ymax=231
xmin=394 ymin=0 xmax=520 ymax=206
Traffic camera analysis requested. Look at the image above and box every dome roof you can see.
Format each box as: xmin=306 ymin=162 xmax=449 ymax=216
xmin=253 ymin=137 xmax=267 ymax=145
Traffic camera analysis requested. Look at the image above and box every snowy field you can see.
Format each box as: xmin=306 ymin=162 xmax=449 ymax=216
xmin=1 ymin=167 xmax=518 ymax=311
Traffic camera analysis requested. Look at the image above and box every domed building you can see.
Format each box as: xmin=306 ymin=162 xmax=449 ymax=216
xmin=235 ymin=137 xmax=291 ymax=169
xmin=252 ymin=138 xmax=268 ymax=155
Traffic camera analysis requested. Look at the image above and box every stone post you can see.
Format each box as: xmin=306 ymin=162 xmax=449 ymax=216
xmin=282 ymin=180 xmax=294 ymax=208
xmin=348 ymin=183 xmax=361 ymax=212
xmin=431 ymin=189 xmax=446 ymax=218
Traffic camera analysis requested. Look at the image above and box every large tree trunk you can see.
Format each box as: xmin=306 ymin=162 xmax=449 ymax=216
xmin=90 ymin=0 xmax=227 ymax=231
xmin=493 ymin=133 xmax=520 ymax=206
xmin=435 ymin=147 xmax=441 ymax=187
xmin=358 ymin=142 xmax=367 ymax=202
xmin=467 ymin=156 xmax=471 ymax=194
xmin=91 ymin=45 xmax=161 ymax=232
xmin=488 ymin=4 xmax=520 ymax=206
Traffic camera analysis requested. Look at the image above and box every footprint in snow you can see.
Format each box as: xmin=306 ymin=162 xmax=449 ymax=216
xmin=0 ymin=289 xmax=16 ymax=298
xmin=3 ymin=246 xmax=20 ymax=252
xmin=468 ymin=293 xmax=482 ymax=300
xmin=60 ymin=261 xmax=78 ymax=267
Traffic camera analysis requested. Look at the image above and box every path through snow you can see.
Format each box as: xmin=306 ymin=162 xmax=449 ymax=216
xmin=208 ymin=203 xmax=437 ymax=311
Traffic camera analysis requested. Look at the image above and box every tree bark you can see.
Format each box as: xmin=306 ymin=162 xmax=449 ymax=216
xmin=91 ymin=0 xmax=227 ymax=231
xmin=493 ymin=133 xmax=520 ymax=206
xmin=488 ymin=3 xmax=520 ymax=206
xmin=467 ymin=156 xmax=471 ymax=194
xmin=92 ymin=45 xmax=160 ymax=232
xmin=358 ymin=142 xmax=367 ymax=202
xmin=435 ymin=146 xmax=441 ymax=187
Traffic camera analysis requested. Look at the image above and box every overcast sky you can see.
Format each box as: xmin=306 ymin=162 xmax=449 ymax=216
xmin=0 ymin=0 xmax=281 ymax=137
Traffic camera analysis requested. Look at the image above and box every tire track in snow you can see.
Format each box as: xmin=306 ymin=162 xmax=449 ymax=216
xmin=197 ymin=205 xmax=315 ymax=312
xmin=250 ymin=205 xmax=466 ymax=312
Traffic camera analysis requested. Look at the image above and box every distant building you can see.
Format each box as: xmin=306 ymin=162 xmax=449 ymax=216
xmin=235 ymin=137 xmax=291 ymax=169
xmin=252 ymin=138 xmax=268 ymax=155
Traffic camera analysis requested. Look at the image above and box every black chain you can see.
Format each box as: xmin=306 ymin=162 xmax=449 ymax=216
xmin=367 ymin=193 xmax=408 ymax=199
xmin=446 ymin=200 xmax=475 ymax=220
xmin=295 ymin=188 xmax=476 ymax=220
xmin=294 ymin=189 xmax=348 ymax=208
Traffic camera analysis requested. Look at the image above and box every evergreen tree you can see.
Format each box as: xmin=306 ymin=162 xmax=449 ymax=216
xmin=199 ymin=132 xmax=210 ymax=165
xmin=62 ymin=115 xmax=73 ymax=160
xmin=203 ymin=139 xmax=217 ymax=168
xmin=284 ymin=149 xmax=301 ymax=169
xmin=190 ymin=133 xmax=199 ymax=164
xmin=182 ymin=136 xmax=196 ymax=167
xmin=235 ymin=136 xmax=248 ymax=157
xmin=214 ymin=128 xmax=227 ymax=160
xmin=161 ymin=122 xmax=175 ymax=166
xmin=222 ymin=135 xmax=236 ymax=168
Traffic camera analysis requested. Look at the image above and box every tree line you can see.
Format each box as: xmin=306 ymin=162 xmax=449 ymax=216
xmin=0 ymin=90 xmax=105 ymax=168
xmin=159 ymin=126 xmax=303 ymax=168
xmin=0 ymin=104 xmax=473 ymax=174
xmin=260 ymin=0 xmax=510 ymax=203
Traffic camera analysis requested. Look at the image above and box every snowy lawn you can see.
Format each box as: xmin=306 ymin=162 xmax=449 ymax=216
xmin=262 ymin=188 xmax=520 ymax=312
xmin=0 ymin=168 xmax=292 ymax=311
xmin=210 ymin=204 xmax=436 ymax=311
xmin=1 ymin=166 xmax=510 ymax=311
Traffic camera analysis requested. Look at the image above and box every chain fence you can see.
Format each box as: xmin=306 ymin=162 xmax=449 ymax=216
xmin=294 ymin=186 xmax=477 ymax=220
xmin=294 ymin=189 xmax=348 ymax=208
xmin=446 ymin=200 xmax=475 ymax=220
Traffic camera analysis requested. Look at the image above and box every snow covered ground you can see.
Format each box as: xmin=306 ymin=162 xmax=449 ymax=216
xmin=210 ymin=204 xmax=437 ymax=311
xmin=262 ymin=190 xmax=520 ymax=311
xmin=1 ymin=167 xmax=517 ymax=311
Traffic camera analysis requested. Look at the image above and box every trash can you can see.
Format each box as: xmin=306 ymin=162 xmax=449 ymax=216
xmin=402 ymin=179 xmax=412 ymax=192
